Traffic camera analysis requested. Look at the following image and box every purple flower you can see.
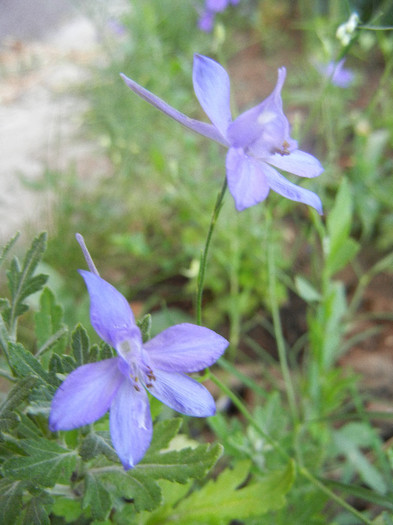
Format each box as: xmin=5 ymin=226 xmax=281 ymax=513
xmin=49 ymin=245 xmax=228 ymax=469
xmin=198 ymin=0 xmax=240 ymax=32
xmin=317 ymin=58 xmax=354 ymax=88
xmin=121 ymin=54 xmax=323 ymax=213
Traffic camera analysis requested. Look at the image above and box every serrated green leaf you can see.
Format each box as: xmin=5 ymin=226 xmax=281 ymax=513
xmin=22 ymin=493 xmax=52 ymax=525
xmin=138 ymin=314 xmax=152 ymax=342
xmin=0 ymin=410 xmax=19 ymax=433
xmin=71 ymin=324 xmax=90 ymax=366
xmin=138 ymin=442 xmax=222 ymax=484
xmin=97 ymin=467 xmax=161 ymax=512
xmin=79 ymin=431 xmax=118 ymax=462
xmin=0 ymin=376 xmax=38 ymax=412
xmin=0 ymin=232 xmax=19 ymax=268
xmin=16 ymin=413 xmax=42 ymax=439
xmin=2 ymin=438 xmax=77 ymax=487
xmin=147 ymin=418 xmax=183 ymax=454
xmin=0 ymin=312 xmax=10 ymax=358
xmin=35 ymin=288 xmax=67 ymax=360
xmin=8 ymin=342 xmax=54 ymax=385
xmin=5 ymin=232 xmax=48 ymax=331
xmin=0 ymin=478 xmax=27 ymax=525
xmin=172 ymin=460 xmax=295 ymax=524
xmin=83 ymin=473 xmax=112 ymax=520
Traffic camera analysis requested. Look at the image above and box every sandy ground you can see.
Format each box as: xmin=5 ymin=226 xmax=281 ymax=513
xmin=0 ymin=1 xmax=121 ymax=244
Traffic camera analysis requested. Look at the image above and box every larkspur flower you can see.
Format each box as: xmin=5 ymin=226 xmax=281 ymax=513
xmin=121 ymin=54 xmax=323 ymax=213
xmin=198 ymin=0 xmax=240 ymax=32
xmin=49 ymin=235 xmax=228 ymax=470
xmin=317 ymin=58 xmax=354 ymax=88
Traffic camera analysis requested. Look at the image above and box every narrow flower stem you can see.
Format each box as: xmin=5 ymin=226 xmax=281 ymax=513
xmin=267 ymin=226 xmax=299 ymax=425
xmin=196 ymin=177 xmax=227 ymax=326
xmin=299 ymin=468 xmax=373 ymax=525
xmin=207 ymin=369 xmax=290 ymax=461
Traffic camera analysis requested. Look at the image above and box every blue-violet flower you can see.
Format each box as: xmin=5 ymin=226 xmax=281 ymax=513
xmin=49 ymin=237 xmax=228 ymax=469
xmin=198 ymin=0 xmax=240 ymax=32
xmin=317 ymin=58 xmax=354 ymax=88
xmin=121 ymin=54 xmax=323 ymax=213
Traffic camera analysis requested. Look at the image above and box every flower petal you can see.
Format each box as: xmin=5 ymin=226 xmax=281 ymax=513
xmin=79 ymin=270 xmax=137 ymax=348
xmin=49 ymin=358 xmax=123 ymax=431
xmin=144 ymin=323 xmax=228 ymax=373
xmin=264 ymin=165 xmax=323 ymax=214
xmin=227 ymin=67 xmax=296 ymax=157
xmin=120 ymin=73 xmax=227 ymax=146
xmin=267 ymin=150 xmax=324 ymax=178
xmin=226 ymin=148 xmax=270 ymax=211
xmin=147 ymin=370 xmax=216 ymax=417
xmin=193 ymin=54 xmax=232 ymax=140
xmin=110 ymin=379 xmax=153 ymax=469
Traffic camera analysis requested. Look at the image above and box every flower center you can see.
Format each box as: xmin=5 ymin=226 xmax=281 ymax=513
xmin=117 ymin=338 xmax=157 ymax=392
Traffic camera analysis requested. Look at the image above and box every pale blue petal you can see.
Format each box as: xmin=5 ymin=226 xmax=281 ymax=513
xmin=110 ymin=379 xmax=153 ymax=469
xmin=193 ymin=54 xmax=232 ymax=140
xmin=144 ymin=323 xmax=228 ymax=373
xmin=226 ymin=148 xmax=270 ymax=211
xmin=79 ymin=270 xmax=136 ymax=348
xmin=49 ymin=358 xmax=123 ymax=431
xmin=120 ymin=73 xmax=228 ymax=146
xmin=264 ymin=165 xmax=323 ymax=214
xmin=267 ymin=150 xmax=324 ymax=178
xmin=147 ymin=369 xmax=216 ymax=417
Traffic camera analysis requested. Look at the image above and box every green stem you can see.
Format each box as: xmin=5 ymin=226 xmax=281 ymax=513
xmin=267 ymin=225 xmax=299 ymax=425
xmin=196 ymin=177 xmax=227 ymax=326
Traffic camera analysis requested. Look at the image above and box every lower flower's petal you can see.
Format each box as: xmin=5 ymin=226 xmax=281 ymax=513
xmin=144 ymin=323 xmax=228 ymax=373
xmin=147 ymin=370 xmax=216 ymax=417
xmin=79 ymin=270 xmax=138 ymax=348
xmin=267 ymin=150 xmax=324 ymax=178
xmin=49 ymin=358 xmax=123 ymax=431
xmin=226 ymin=148 xmax=270 ymax=211
xmin=110 ymin=379 xmax=152 ymax=469
xmin=265 ymin=166 xmax=323 ymax=214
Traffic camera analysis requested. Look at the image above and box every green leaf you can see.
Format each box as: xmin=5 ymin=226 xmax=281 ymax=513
xmin=2 ymin=438 xmax=77 ymax=487
xmin=325 ymin=179 xmax=359 ymax=275
xmin=35 ymin=288 xmax=67 ymax=359
xmin=4 ymin=232 xmax=48 ymax=330
xmin=97 ymin=467 xmax=161 ymax=512
xmin=295 ymin=275 xmax=321 ymax=303
xmin=52 ymin=497 xmax=84 ymax=522
xmin=71 ymin=324 xmax=90 ymax=366
xmin=147 ymin=418 xmax=183 ymax=454
xmin=83 ymin=473 xmax=112 ymax=521
xmin=138 ymin=442 xmax=222 ymax=484
xmin=0 ymin=311 xmax=10 ymax=358
xmin=0 ymin=232 xmax=19 ymax=268
xmin=79 ymin=431 xmax=118 ymax=463
xmin=8 ymin=342 xmax=55 ymax=386
xmin=22 ymin=493 xmax=52 ymax=525
xmin=172 ymin=460 xmax=295 ymax=524
xmin=138 ymin=313 xmax=152 ymax=342
xmin=0 ymin=376 xmax=38 ymax=433
xmin=0 ymin=479 xmax=27 ymax=525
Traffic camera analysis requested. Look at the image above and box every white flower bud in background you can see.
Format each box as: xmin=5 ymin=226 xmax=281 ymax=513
xmin=336 ymin=12 xmax=359 ymax=46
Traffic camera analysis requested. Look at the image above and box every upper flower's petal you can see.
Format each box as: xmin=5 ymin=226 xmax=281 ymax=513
xmin=226 ymin=148 xmax=270 ymax=211
xmin=144 ymin=323 xmax=228 ymax=373
xmin=120 ymin=73 xmax=228 ymax=146
xmin=207 ymin=0 xmax=229 ymax=11
xmin=110 ymin=379 xmax=153 ymax=469
xmin=228 ymin=67 xmax=295 ymax=157
xmin=79 ymin=270 xmax=137 ymax=348
xmin=267 ymin=150 xmax=324 ymax=178
xmin=147 ymin=370 xmax=216 ymax=417
xmin=264 ymin=165 xmax=323 ymax=214
xmin=49 ymin=358 xmax=123 ymax=431
xmin=198 ymin=10 xmax=215 ymax=32
xmin=193 ymin=54 xmax=232 ymax=140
